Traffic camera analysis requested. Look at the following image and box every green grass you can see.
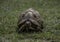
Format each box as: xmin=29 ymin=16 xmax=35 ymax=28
xmin=0 ymin=0 xmax=60 ymax=42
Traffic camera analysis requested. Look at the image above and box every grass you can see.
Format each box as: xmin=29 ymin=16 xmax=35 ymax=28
xmin=0 ymin=0 xmax=60 ymax=42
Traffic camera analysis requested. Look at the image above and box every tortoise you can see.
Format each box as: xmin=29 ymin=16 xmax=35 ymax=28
xmin=17 ymin=8 xmax=43 ymax=33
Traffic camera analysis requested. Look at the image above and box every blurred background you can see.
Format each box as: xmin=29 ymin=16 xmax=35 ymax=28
xmin=0 ymin=0 xmax=60 ymax=42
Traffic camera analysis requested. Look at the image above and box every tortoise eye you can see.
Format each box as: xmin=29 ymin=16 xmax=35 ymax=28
xmin=33 ymin=14 xmax=36 ymax=18
xmin=22 ymin=14 xmax=25 ymax=17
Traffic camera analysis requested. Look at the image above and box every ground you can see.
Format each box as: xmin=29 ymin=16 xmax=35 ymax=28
xmin=0 ymin=0 xmax=60 ymax=42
